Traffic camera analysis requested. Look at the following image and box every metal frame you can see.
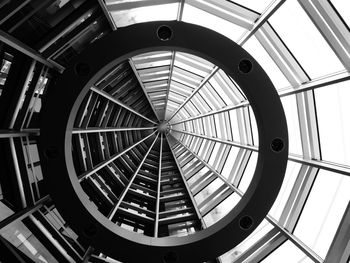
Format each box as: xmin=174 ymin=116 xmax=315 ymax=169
xmin=39 ymin=21 xmax=288 ymax=263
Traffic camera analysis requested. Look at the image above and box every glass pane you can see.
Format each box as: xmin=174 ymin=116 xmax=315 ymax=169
xmin=203 ymin=193 xmax=241 ymax=227
xmin=261 ymin=240 xmax=314 ymax=263
xmin=228 ymin=0 xmax=273 ymax=13
xmin=221 ymin=146 xmax=240 ymax=179
xmin=194 ymin=178 xmax=223 ymax=204
xmin=269 ymin=0 xmax=344 ymax=79
xmin=281 ymin=94 xmax=303 ymax=155
xmin=294 ymin=169 xmax=350 ymax=258
xmin=220 ymin=220 xmax=273 ymax=262
xmin=238 ymin=151 xmax=257 ymax=192
xmin=182 ymin=4 xmax=247 ymax=42
xmin=243 ymin=35 xmax=290 ymax=90
xmin=268 ymin=161 xmax=301 ymax=220
xmin=331 ymin=0 xmax=350 ymax=28
xmin=315 ymin=80 xmax=350 ymax=166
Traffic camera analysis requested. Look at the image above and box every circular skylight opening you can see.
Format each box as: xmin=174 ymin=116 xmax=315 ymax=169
xmin=70 ymin=51 xmax=258 ymax=237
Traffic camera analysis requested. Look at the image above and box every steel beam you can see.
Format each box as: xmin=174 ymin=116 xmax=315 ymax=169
xmin=97 ymin=0 xmax=117 ymax=30
xmin=91 ymin=86 xmax=157 ymax=125
xmin=128 ymin=59 xmax=160 ymax=121
xmin=72 ymin=126 xmax=154 ymax=134
xmin=0 ymin=29 xmax=64 ymax=72
xmin=108 ymin=133 xmax=159 ymax=220
xmin=167 ymin=66 xmax=219 ymax=122
xmin=238 ymin=0 xmax=287 ymax=46
xmin=78 ymin=130 xmax=157 ymax=181
xmin=0 ymin=195 xmax=51 ymax=230
xmin=0 ymin=129 xmax=39 ymax=138
xmin=167 ymin=136 xmax=206 ymax=228
xmin=154 ymin=134 xmax=163 ymax=237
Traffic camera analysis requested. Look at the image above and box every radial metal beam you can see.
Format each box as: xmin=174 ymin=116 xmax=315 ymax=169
xmin=91 ymin=86 xmax=158 ymax=125
xmin=72 ymin=126 xmax=155 ymax=134
xmin=279 ymin=70 xmax=350 ymax=97
xmin=82 ymin=246 xmax=94 ymax=263
xmin=154 ymin=134 xmax=163 ymax=237
xmin=0 ymin=0 xmax=31 ymax=25
xmin=0 ymin=29 xmax=64 ymax=72
xmin=172 ymin=129 xmax=257 ymax=151
xmin=108 ymin=133 xmax=159 ymax=220
xmin=97 ymin=0 xmax=117 ymax=30
xmin=128 ymin=59 xmax=160 ymax=121
xmin=0 ymin=195 xmax=51 ymax=230
xmin=237 ymin=0 xmax=287 ymax=46
xmin=173 ymin=137 xmax=241 ymax=195
xmin=78 ymin=130 xmax=157 ymax=181
xmin=177 ymin=0 xmax=185 ymax=21
xmin=167 ymin=66 xmax=219 ymax=122
xmin=170 ymin=101 xmax=249 ymax=125
xmin=163 ymin=51 xmax=176 ymax=121
xmin=0 ymin=129 xmax=39 ymax=138
xmin=167 ymin=136 xmax=206 ymax=228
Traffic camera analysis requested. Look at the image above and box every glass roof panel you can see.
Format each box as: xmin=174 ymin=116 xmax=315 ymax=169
xmin=293 ymin=169 xmax=350 ymax=258
xmin=110 ymin=3 xmax=179 ymax=27
xmin=315 ymin=80 xmax=350 ymax=166
xmin=220 ymin=219 xmax=274 ymax=262
xmin=331 ymin=0 xmax=350 ymax=28
xmin=281 ymin=95 xmax=303 ymax=155
xmin=228 ymin=0 xmax=273 ymax=13
xmin=268 ymin=161 xmax=301 ymax=221
xmin=261 ymin=241 xmax=314 ymax=263
xmin=182 ymin=4 xmax=248 ymax=42
xmin=237 ymin=151 xmax=257 ymax=192
xmin=203 ymin=192 xmax=241 ymax=227
xmin=243 ymin=36 xmax=290 ymax=90
xmin=269 ymin=0 xmax=345 ymax=79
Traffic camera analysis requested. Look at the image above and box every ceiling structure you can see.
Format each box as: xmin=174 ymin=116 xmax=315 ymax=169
xmin=0 ymin=0 xmax=349 ymax=263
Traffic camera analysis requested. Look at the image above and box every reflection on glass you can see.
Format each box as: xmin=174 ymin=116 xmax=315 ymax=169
xmin=203 ymin=193 xmax=240 ymax=227
xmin=111 ymin=3 xmax=179 ymax=27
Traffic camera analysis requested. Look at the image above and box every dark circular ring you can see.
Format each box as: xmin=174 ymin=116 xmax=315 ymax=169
xmin=39 ymin=21 xmax=288 ymax=263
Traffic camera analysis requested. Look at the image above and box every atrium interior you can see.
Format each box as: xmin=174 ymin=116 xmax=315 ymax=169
xmin=0 ymin=0 xmax=349 ymax=263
